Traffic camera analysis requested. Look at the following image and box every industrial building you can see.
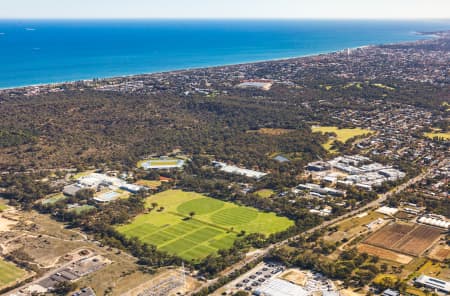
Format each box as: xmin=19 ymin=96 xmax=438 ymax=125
xmin=297 ymin=183 xmax=345 ymax=197
xmin=382 ymin=289 xmax=400 ymax=296
xmin=62 ymin=173 xmax=144 ymax=202
xmin=306 ymin=155 xmax=405 ymax=190
xmin=213 ymin=161 xmax=268 ymax=179
xmin=414 ymin=275 xmax=450 ymax=294
xmin=254 ymin=278 xmax=309 ymax=296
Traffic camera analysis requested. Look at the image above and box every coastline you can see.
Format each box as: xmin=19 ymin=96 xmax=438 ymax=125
xmin=0 ymin=30 xmax=442 ymax=92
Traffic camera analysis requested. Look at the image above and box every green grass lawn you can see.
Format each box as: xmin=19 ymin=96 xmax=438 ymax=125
xmin=373 ymin=274 xmax=399 ymax=285
xmin=338 ymin=211 xmax=385 ymax=232
xmin=137 ymin=159 xmax=181 ymax=168
xmin=372 ymin=83 xmax=395 ymax=91
xmin=425 ymin=131 xmax=450 ymax=140
xmin=0 ymin=203 xmax=7 ymax=212
xmin=312 ymin=126 xmax=373 ymax=151
xmin=442 ymin=102 xmax=450 ymax=111
xmin=117 ymin=190 xmax=293 ymax=261
xmin=42 ymin=193 xmax=67 ymax=205
xmin=72 ymin=170 xmax=96 ymax=180
xmin=0 ymin=259 xmax=27 ymax=288
xmin=135 ymin=179 xmax=163 ymax=189
xmin=68 ymin=204 xmax=96 ymax=214
xmin=405 ymin=287 xmax=426 ymax=296
xmin=343 ymin=82 xmax=363 ymax=89
xmin=254 ymin=189 xmax=275 ymax=198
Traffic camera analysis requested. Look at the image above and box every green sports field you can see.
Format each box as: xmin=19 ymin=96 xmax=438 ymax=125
xmin=0 ymin=259 xmax=27 ymax=288
xmin=137 ymin=158 xmax=184 ymax=169
xmin=117 ymin=190 xmax=293 ymax=261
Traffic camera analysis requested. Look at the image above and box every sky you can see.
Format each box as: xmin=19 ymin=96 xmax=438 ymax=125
xmin=1 ymin=0 xmax=449 ymax=20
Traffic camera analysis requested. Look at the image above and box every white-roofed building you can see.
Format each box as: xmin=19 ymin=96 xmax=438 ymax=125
xmin=213 ymin=161 xmax=268 ymax=179
xmin=237 ymin=79 xmax=273 ymax=91
xmin=255 ymin=278 xmax=310 ymax=296
xmin=377 ymin=206 xmax=399 ymax=216
xmin=415 ymin=275 xmax=450 ymax=294
xmin=418 ymin=216 xmax=450 ymax=229
xmin=382 ymin=289 xmax=400 ymax=296
xmin=120 ymin=184 xmax=143 ymax=193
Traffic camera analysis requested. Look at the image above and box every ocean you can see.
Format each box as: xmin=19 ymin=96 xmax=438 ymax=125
xmin=0 ymin=19 xmax=449 ymax=89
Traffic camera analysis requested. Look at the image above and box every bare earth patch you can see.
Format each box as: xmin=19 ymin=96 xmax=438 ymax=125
xmin=428 ymin=244 xmax=450 ymax=262
xmin=280 ymin=269 xmax=308 ymax=286
xmin=0 ymin=215 xmax=17 ymax=232
xmin=357 ymin=244 xmax=413 ymax=264
xmin=363 ymin=222 xmax=442 ymax=256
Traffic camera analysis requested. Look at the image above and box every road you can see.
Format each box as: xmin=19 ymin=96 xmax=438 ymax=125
xmin=189 ymin=158 xmax=444 ymax=295
xmin=4 ymin=251 xmax=97 ymax=296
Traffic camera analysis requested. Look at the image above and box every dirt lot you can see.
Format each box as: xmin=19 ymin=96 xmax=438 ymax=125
xmin=1 ymin=210 xmax=181 ymax=295
xmin=280 ymin=269 xmax=308 ymax=286
xmin=364 ymin=222 xmax=414 ymax=248
xmin=428 ymin=243 xmax=450 ymax=262
xmin=0 ymin=215 xmax=17 ymax=232
xmin=394 ymin=211 xmax=415 ymax=220
xmin=357 ymin=244 xmax=413 ymax=264
xmin=364 ymin=222 xmax=442 ymax=256
xmin=0 ymin=205 xmax=20 ymax=233
xmin=0 ymin=212 xmax=88 ymax=268
xmin=75 ymin=252 xmax=166 ymax=296
xmin=394 ymin=225 xmax=442 ymax=256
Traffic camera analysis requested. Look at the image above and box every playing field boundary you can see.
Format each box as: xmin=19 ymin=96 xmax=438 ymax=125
xmin=169 ymin=211 xmax=238 ymax=234
xmin=117 ymin=190 xmax=294 ymax=260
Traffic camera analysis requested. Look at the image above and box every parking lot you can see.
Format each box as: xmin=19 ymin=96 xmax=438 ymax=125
xmin=222 ymin=261 xmax=285 ymax=294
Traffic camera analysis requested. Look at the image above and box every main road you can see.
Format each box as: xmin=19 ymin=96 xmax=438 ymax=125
xmin=190 ymin=157 xmax=445 ymax=295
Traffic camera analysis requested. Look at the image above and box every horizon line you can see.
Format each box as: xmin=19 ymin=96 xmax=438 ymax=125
xmin=1 ymin=17 xmax=450 ymax=21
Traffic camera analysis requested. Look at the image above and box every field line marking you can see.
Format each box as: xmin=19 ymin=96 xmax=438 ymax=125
xmin=390 ymin=224 xmax=419 ymax=250
xmin=169 ymin=211 xmax=237 ymax=233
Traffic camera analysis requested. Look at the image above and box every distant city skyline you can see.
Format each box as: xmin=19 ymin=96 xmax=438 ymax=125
xmin=1 ymin=0 xmax=450 ymax=20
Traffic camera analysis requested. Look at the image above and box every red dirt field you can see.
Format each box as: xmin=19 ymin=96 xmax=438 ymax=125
xmin=427 ymin=244 xmax=450 ymax=262
xmin=364 ymin=222 xmax=442 ymax=256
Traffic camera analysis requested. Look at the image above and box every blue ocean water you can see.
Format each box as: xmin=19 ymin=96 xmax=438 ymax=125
xmin=0 ymin=19 xmax=449 ymax=89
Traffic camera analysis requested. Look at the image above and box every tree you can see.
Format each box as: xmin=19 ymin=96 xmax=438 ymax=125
xmin=233 ymin=291 xmax=249 ymax=296
xmin=379 ymin=276 xmax=395 ymax=290
xmin=53 ymin=281 xmax=77 ymax=295
xmin=75 ymin=188 xmax=94 ymax=200
xmin=189 ymin=211 xmax=196 ymax=219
